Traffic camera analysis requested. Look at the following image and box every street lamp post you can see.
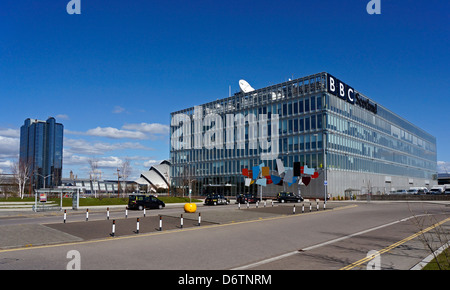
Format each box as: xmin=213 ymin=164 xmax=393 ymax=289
xmin=323 ymin=131 xmax=328 ymax=206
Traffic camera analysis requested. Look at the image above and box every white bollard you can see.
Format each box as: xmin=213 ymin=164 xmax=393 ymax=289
xmin=86 ymin=209 xmax=89 ymax=221
xmin=181 ymin=214 xmax=184 ymax=229
xmin=111 ymin=220 xmax=116 ymax=237
xmin=159 ymin=216 xmax=163 ymax=231
xmin=64 ymin=210 xmax=67 ymax=223
xmin=198 ymin=212 xmax=201 ymax=226
xmin=136 ymin=218 xmax=140 ymax=234
xmin=107 ymin=207 xmax=110 ymax=220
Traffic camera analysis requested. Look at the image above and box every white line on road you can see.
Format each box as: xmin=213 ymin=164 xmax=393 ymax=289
xmin=231 ymin=215 xmax=425 ymax=270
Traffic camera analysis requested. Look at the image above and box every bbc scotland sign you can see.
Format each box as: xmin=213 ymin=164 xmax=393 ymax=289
xmin=327 ymin=74 xmax=377 ymax=115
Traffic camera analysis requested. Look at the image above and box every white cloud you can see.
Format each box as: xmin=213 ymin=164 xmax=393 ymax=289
xmin=65 ymin=122 xmax=169 ymax=140
xmin=0 ymin=128 xmax=20 ymax=138
xmin=438 ymin=161 xmax=450 ymax=173
xmin=112 ymin=106 xmax=126 ymax=114
xmin=122 ymin=123 xmax=169 ymax=135
xmin=143 ymin=159 xmax=161 ymax=168
xmin=64 ymin=138 xmax=153 ymax=156
xmin=55 ymin=114 xmax=70 ymax=120
xmin=0 ymin=136 xmax=19 ymax=159
xmin=85 ymin=127 xmax=148 ymax=140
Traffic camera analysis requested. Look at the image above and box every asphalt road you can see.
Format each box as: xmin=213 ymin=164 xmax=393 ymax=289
xmin=0 ymin=201 xmax=448 ymax=270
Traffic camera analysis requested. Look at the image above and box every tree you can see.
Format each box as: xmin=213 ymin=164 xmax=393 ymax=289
xmin=88 ymin=158 xmax=100 ymax=198
xmin=119 ymin=158 xmax=132 ymax=194
xmin=11 ymin=159 xmax=33 ymax=199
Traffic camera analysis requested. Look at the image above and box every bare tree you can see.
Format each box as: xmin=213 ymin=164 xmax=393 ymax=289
xmin=11 ymin=159 xmax=33 ymax=199
xmin=88 ymin=158 xmax=100 ymax=198
xmin=120 ymin=158 xmax=132 ymax=195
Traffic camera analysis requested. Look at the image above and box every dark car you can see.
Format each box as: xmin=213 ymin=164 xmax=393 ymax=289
xmin=277 ymin=192 xmax=303 ymax=203
xmin=204 ymin=194 xmax=230 ymax=206
xmin=128 ymin=195 xmax=165 ymax=210
xmin=236 ymin=194 xmax=258 ymax=204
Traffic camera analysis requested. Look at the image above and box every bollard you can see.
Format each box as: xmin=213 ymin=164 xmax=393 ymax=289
xmin=125 ymin=209 xmax=128 ymax=218
xmin=272 ymin=200 xmax=274 ymax=207
xmin=86 ymin=209 xmax=89 ymax=221
xmin=264 ymin=200 xmax=266 ymax=208
xmin=107 ymin=207 xmax=110 ymax=220
xmin=293 ymin=205 xmax=296 ymax=215
xmin=159 ymin=216 xmax=163 ymax=231
xmin=247 ymin=202 xmax=249 ymax=209
xmin=63 ymin=209 xmax=67 ymax=223
xmin=309 ymin=203 xmax=312 ymax=212
xmin=302 ymin=203 xmax=305 ymax=213
xmin=256 ymin=201 xmax=258 ymax=208
xmin=136 ymin=218 xmax=140 ymax=234
xmin=111 ymin=220 xmax=116 ymax=237
xmin=144 ymin=208 xmax=146 ymax=217
xmin=324 ymin=202 xmax=326 ymax=210
xmin=180 ymin=214 xmax=184 ymax=229
xmin=238 ymin=202 xmax=241 ymax=210
xmin=198 ymin=212 xmax=201 ymax=226
xmin=317 ymin=202 xmax=319 ymax=211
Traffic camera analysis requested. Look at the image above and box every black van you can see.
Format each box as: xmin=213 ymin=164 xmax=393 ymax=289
xmin=128 ymin=195 xmax=165 ymax=210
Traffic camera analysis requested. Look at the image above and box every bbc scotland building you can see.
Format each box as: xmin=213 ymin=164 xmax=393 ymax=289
xmin=170 ymin=72 xmax=437 ymax=198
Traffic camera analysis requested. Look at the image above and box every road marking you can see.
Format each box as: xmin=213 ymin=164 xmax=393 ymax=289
xmin=0 ymin=204 xmax=357 ymax=254
xmin=231 ymin=214 xmax=432 ymax=270
xmin=340 ymin=216 xmax=450 ymax=270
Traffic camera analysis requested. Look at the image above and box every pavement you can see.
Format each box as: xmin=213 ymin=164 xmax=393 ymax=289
xmin=0 ymin=200 xmax=334 ymax=250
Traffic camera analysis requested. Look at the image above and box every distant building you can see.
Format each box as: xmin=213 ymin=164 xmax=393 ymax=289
xmin=136 ymin=160 xmax=171 ymax=192
xmin=19 ymin=117 xmax=63 ymax=189
xmin=438 ymin=173 xmax=450 ymax=185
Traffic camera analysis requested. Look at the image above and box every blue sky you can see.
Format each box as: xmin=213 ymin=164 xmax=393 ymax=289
xmin=0 ymin=0 xmax=449 ymax=179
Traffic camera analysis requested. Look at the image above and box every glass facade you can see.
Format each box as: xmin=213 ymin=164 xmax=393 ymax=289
xmin=19 ymin=117 xmax=64 ymax=189
xmin=170 ymin=72 xmax=437 ymax=196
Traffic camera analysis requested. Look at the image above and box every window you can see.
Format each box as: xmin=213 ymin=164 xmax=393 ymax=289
xmin=317 ymin=96 xmax=322 ymax=110
xmin=311 ymin=96 xmax=316 ymax=111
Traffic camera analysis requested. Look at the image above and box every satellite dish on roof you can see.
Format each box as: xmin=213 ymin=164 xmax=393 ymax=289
xmin=239 ymin=79 xmax=255 ymax=93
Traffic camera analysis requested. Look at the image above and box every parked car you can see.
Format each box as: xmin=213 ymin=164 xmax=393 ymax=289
xmin=204 ymin=194 xmax=230 ymax=206
xmin=276 ymin=192 xmax=303 ymax=203
xmin=395 ymin=189 xmax=408 ymax=194
xmin=236 ymin=194 xmax=258 ymax=204
xmin=128 ymin=195 xmax=165 ymax=210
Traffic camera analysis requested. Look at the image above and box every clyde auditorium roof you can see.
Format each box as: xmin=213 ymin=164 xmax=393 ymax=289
xmin=136 ymin=160 xmax=171 ymax=191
